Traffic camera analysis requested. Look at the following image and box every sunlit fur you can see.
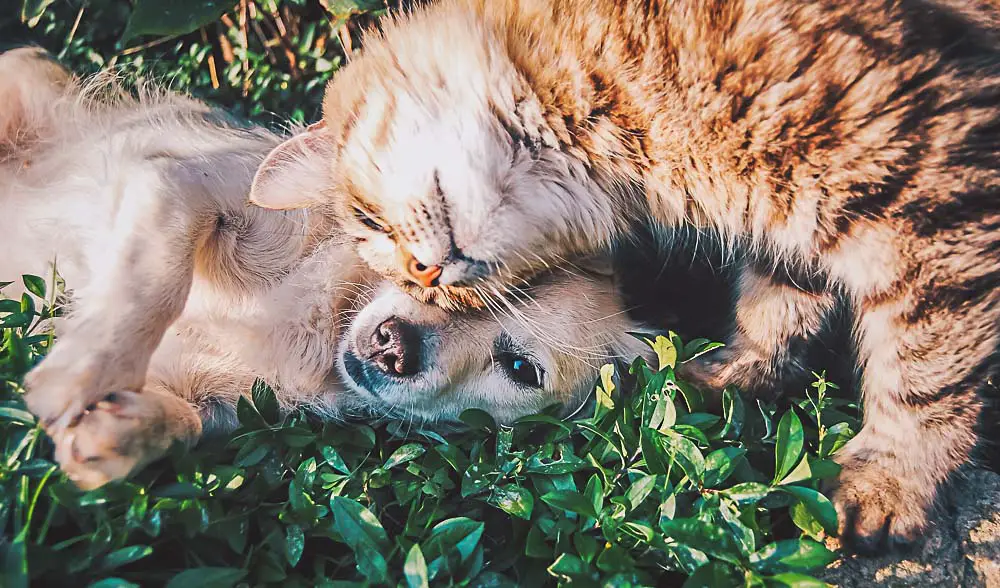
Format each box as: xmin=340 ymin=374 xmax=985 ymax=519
xmin=0 ymin=47 xmax=652 ymax=489
xmin=290 ymin=0 xmax=1000 ymax=550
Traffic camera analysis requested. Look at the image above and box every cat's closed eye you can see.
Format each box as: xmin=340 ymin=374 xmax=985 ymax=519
xmin=353 ymin=206 xmax=392 ymax=234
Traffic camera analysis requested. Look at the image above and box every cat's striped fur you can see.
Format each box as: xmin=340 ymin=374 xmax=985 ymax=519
xmin=250 ymin=0 xmax=1000 ymax=552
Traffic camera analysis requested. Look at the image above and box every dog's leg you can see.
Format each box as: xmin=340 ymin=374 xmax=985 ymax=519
xmin=23 ymin=165 xmax=220 ymax=431
xmin=50 ymin=387 xmax=202 ymax=490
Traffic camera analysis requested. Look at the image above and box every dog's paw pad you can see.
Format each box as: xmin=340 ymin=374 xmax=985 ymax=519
xmin=51 ymin=390 xmax=172 ymax=490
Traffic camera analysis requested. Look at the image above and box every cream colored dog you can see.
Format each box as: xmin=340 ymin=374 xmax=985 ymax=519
xmin=0 ymin=48 xmax=653 ymax=490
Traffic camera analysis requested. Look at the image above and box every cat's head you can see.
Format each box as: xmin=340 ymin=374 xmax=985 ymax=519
xmin=249 ymin=3 xmax=622 ymax=309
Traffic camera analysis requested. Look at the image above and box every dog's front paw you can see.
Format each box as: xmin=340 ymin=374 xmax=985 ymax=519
xmin=23 ymin=336 xmax=147 ymax=431
xmin=827 ymin=449 xmax=935 ymax=554
xmin=49 ymin=389 xmax=200 ymax=490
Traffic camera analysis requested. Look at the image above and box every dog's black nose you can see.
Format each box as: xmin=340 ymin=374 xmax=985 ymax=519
xmin=368 ymin=317 xmax=421 ymax=377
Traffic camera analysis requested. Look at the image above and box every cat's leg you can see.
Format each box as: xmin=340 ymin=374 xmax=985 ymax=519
xmin=680 ymin=262 xmax=837 ymax=398
xmin=830 ymin=275 xmax=992 ymax=551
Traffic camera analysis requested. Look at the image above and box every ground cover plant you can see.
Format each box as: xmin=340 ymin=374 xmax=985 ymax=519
xmin=3 ymin=2 xmax=859 ymax=585
xmin=0 ymin=272 xmax=858 ymax=586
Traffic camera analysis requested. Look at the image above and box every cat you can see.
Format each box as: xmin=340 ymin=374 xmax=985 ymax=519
xmin=1 ymin=47 xmax=652 ymax=489
xmin=248 ymin=0 xmax=1000 ymax=551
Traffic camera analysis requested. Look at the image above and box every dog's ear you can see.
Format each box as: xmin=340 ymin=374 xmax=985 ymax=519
xmin=573 ymin=252 xmax=616 ymax=278
xmin=249 ymin=121 xmax=335 ymax=210
xmin=0 ymin=47 xmax=73 ymax=149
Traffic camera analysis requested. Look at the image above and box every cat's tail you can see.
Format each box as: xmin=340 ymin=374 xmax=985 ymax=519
xmin=0 ymin=46 xmax=74 ymax=158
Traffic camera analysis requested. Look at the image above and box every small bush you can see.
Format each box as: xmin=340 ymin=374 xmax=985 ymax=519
xmin=0 ymin=274 xmax=858 ymax=586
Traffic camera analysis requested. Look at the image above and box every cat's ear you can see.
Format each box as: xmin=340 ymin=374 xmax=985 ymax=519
xmin=249 ymin=121 xmax=335 ymax=210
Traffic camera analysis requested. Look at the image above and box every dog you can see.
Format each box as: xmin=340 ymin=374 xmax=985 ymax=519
xmin=0 ymin=47 xmax=653 ymax=489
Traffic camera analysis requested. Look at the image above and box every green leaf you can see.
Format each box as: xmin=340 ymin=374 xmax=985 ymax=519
xmin=774 ymin=410 xmax=804 ymax=483
xmin=405 ymin=544 xmax=430 ymax=588
xmin=640 ymin=427 xmax=669 ymax=475
xmin=4 ymin=536 xmax=27 ymax=588
xmin=384 ymin=443 xmax=426 ymax=469
xmin=750 ymin=539 xmax=837 ymax=574
xmin=703 ymin=448 xmax=745 ymax=488
xmin=584 ymin=474 xmax=603 ymax=516
xmin=778 ymin=454 xmax=814 ymax=486
xmin=595 ymin=543 xmax=635 ymax=574
xmin=123 ymin=0 xmax=235 ymax=42
xmin=459 ymin=408 xmax=496 ymax=432
xmin=0 ymin=299 xmax=21 ymax=313
xmin=164 ymin=568 xmax=247 ymax=588
xmin=781 ymin=486 xmax=838 ymax=535
xmin=0 ymin=407 xmax=35 ymax=425
xmin=766 ymin=572 xmax=832 ymax=587
xmin=540 ymin=490 xmax=598 ymax=519
xmin=723 ymin=482 xmax=771 ymax=504
xmin=89 ymin=580 xmax=140 ymax=588
xmin=624 ymin=474 xmax=658 ymax=510
xmin=547 ymin=553 xmax=594 ymax=582
xmin=235 ymin=395 xmax=267 ymax=429
xmin=489 ymin=484 xmax=533 ymax=520
xmin=790 ymin=501 xmax=825 ymax=541
xmin=682 ymin=561 xmax=742 ymax=588
xmin=20 ymin=0 xmax=56 ymax=27
xmin=818 ymin=422 xmax=854 ymax=458
xmin=101 ymin=545 xmax=153 ymax=571
xmin=524 ymin=446 xmax=589 ymax=474
xmin=681 ymin=339 xmax=725 ymax=362
xmin=660 ymin=518 xmax=746 ymax=563
xmin=423 ymin=518 xmax=485 ymax=577
xmin=321 ymin=445 xmax=351 ymax=475
xmin=658 ymin=430 xmax=705 ymax=483
xmin=329 ymin=496 xmax=390 ymax=584
xmin=718 ymin=387 xmax=745 ymax=439
xmin=21 ymin=274 xmax=45 ymax=300
xmin=285 ymin=525 xmax=305 ymax=566
xmin=251 ymin=379 xmax=279 ymax=424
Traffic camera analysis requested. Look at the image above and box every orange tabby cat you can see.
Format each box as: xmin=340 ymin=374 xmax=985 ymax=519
xmin=250 ymin=0 xmax=1000 ymax=552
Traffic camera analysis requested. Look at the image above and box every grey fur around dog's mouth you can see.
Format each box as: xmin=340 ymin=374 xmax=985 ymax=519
xmin=339 ymin=350 xmax=383 ymax=399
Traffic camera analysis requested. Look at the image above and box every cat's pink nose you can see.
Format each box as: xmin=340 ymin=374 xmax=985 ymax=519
xmin=399 ymin=248 xmax=442 ymax=288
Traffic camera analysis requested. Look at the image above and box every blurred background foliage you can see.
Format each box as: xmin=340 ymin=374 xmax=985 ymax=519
xmin=3 ymin=0 xmax=399 ymax=126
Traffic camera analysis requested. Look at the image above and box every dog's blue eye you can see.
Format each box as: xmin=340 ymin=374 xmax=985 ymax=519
xmin=499 ymin=353 xmax=543 ymax=388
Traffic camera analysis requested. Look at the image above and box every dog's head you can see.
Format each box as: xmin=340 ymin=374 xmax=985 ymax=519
xmin=332 ymin=264 xmax=654 ymax=426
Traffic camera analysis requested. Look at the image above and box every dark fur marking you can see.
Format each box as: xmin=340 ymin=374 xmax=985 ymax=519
xmin=900 ymin=188 xmax=1000 ymax=238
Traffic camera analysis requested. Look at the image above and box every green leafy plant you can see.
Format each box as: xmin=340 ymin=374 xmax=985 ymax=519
xmin=0 ymin=272 xmax=858 ymax=587
xmin=7 ymin=0 xmax=389 ymax=125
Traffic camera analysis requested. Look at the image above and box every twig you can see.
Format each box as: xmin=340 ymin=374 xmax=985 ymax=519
xmin=58 ymin=4 xmax=85 ymax=60
xmin=200 ymin=28 xmax=220 ymax=89
xmin=250 ymin=18 xmax=278 ymax=66
xmin=239 ymin=0 xmax=250 ymax=95
xmin=217 ymin=18 xmax=235 ymax=64
xmin=120 ymin=34 xmax=180 ymax=57
xmin=257 ymin=6 xmax=297 ymax=74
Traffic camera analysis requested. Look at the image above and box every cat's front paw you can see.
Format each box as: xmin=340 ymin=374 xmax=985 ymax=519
xmin=827 ymin=449 xmax=936 ymax=554
xmin=49 ymin=389 xmax=200 ymax=490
